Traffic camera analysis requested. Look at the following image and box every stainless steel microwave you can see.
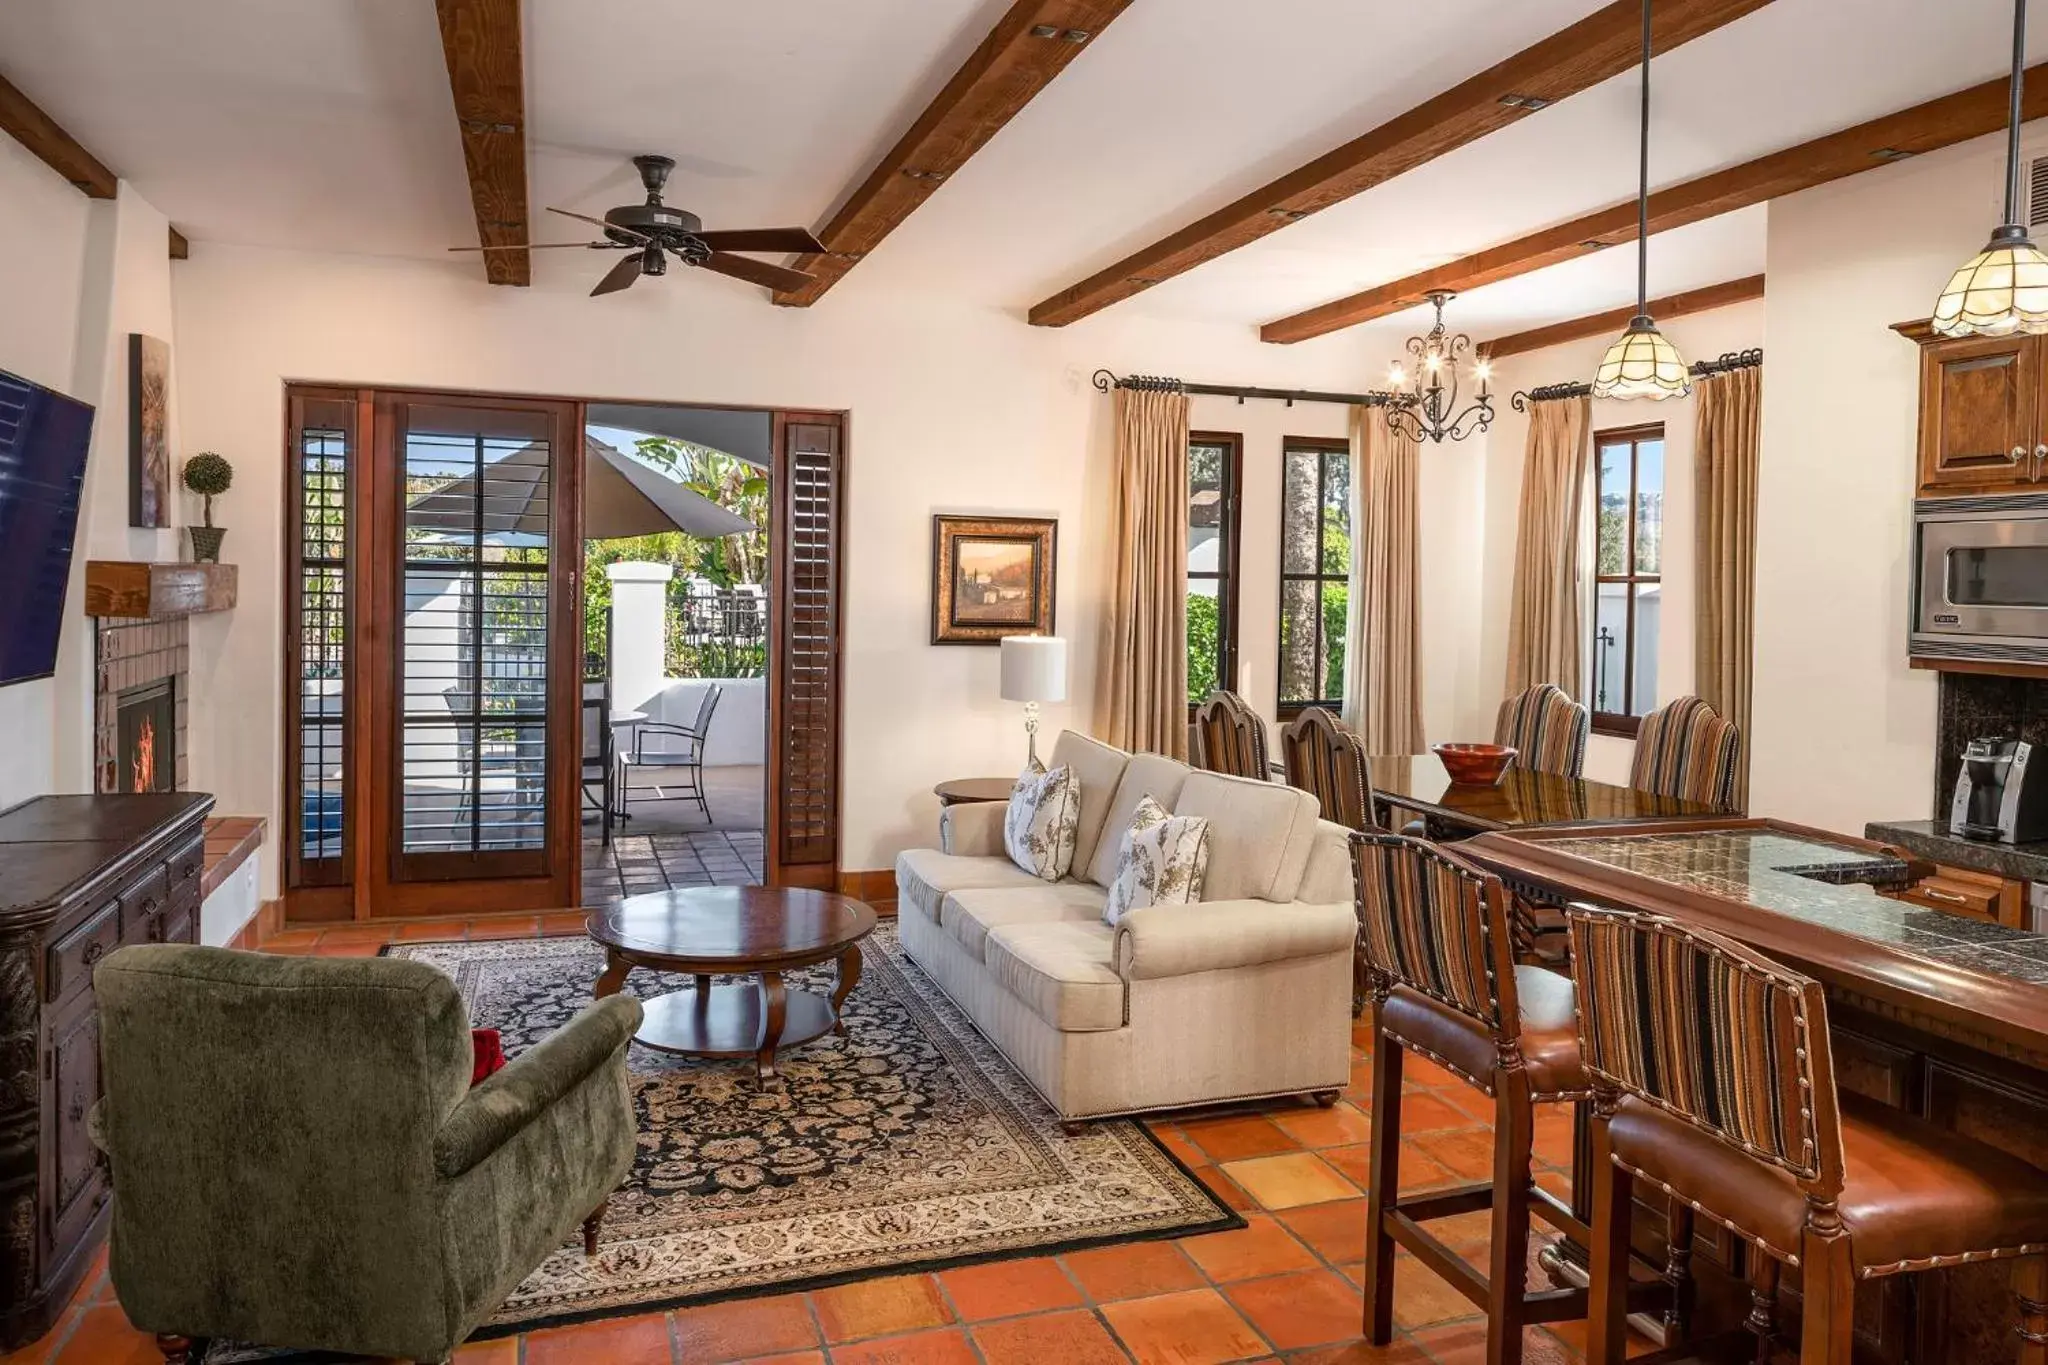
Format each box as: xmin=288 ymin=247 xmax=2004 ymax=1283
xmin=1913 ymin=492 xmax=2048 ymax=667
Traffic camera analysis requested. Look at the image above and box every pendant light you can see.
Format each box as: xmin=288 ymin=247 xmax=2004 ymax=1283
xmin=1932 ymin=0 xmax=2048 ymax=337
xmin=1592 ymin=0 xmax=1692 ymax=400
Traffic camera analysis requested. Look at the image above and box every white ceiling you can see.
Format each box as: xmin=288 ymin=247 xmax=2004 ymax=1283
xmin=0 ymin=0 xmax=2040 ymax=342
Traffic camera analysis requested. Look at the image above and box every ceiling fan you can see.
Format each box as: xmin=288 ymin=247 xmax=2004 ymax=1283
xmin=449 ymin=154 xmax=827 ymax=297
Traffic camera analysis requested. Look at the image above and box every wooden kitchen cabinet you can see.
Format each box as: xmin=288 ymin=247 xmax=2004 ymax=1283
xmin=1896 ymin=320 xmax=2045 ymax=494
xmin=1882 ymin=859 xmax=2027 ymax=927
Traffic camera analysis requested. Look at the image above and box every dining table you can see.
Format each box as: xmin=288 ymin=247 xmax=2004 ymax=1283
xmin=1367 ymin=751 xmax=1729 ymax=838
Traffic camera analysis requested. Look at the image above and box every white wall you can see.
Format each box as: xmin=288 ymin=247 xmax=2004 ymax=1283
xmin=1747 ymin=130 xmax=2021 ymax=831
xmin=0 ymin=136 xmax=183 ymax=807
xmin=1479 ymin=300 xmax=1766 ymax=783
xmin=170 ymin=243 xmax=1400 ymax=889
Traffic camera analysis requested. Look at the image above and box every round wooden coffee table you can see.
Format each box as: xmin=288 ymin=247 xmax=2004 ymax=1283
xmin=933 ymin=777 xmax=1015 ymax=807
xmin=586 ymin=886 xmax=878 ymax=1080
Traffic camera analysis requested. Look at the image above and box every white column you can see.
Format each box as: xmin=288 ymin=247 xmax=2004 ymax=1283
xmin=606 ymin=561 xmax=674 ymax=712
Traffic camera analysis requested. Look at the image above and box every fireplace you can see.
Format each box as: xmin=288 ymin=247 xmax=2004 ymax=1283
xmin=114 ymin=680 xmax=177 ymax=793
xmin=94 ymin=616 xmax=188 ymax=795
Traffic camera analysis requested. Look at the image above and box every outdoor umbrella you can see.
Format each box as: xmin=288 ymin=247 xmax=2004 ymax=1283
xmin=406 ymin=436 xmax=754 ymax=540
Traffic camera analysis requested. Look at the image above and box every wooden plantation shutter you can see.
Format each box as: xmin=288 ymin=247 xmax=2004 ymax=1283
xmin=768 ymin=411 xmax=845 ymax=887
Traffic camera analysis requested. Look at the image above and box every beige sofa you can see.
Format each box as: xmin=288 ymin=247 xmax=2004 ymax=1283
xmin=894 ymin=730 xmax=1356 ymax=1125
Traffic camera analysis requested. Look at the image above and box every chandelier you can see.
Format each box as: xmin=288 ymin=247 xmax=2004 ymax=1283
xmin=1382 ymin=291 xmax=1493 ymax=444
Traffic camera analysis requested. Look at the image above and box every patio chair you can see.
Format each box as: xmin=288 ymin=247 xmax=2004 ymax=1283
xmin=620 ymin=683 xmax=723 ymax=826
xmin=581 ymin=677 xmax=616 ymax=845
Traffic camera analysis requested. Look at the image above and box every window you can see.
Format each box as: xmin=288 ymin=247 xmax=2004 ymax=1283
xmin=1591 ymin=423 xmax=1665 ymax=734
xmin=1278 ymin=438 xmax=1351 ymax=713
xmin=1187 ymin=432 xmax=1242 ymax=704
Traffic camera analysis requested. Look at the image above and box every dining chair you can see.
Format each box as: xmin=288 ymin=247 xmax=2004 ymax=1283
xmin=620 ymin=683 xmax=723 ymax=825
xmin=1192 ymin=690 xmax=1269 ymax=780
xmin=1495 ymin=683 xmax=1590 ymax=779
xmin=1280 ymin=706 xmax=1376 ymax=832
xmin=1629 ymin=695 xmax=1741 ymax=811
xmin=1570 ymin=903 xmax=2048 ymax=1365
xmin=1354 ymin=832 xmax=1650 ymax=1365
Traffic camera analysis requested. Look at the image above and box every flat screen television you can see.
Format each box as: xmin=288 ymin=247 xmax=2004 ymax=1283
xmin=0 ymin=369 xmax=95 ymax=686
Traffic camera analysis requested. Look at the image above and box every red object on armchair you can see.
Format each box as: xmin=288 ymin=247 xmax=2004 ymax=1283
xmin=470 ymin=1028 xmax=506 ymax=1086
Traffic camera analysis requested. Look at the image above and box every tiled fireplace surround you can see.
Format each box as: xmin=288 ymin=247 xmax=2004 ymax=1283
xmin=93 ymin=615 xmax=190 ymax=794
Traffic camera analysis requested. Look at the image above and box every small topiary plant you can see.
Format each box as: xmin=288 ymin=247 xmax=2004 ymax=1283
xmin=182 ymin=451 xmax=233 ymax=527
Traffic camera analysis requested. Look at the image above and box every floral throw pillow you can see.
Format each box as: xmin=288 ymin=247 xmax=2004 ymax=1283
xmin=1004 ymin=759 xmax=1079 ymax=881
xmin=1103 ymin=795 xmax=1211 ymax=926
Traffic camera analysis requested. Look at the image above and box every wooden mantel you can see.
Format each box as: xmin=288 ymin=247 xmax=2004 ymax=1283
xmin=84 ymin=561 xmax=238 ymax=619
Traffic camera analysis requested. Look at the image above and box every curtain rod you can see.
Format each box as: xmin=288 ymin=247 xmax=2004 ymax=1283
xmin=1509 ymin=348 xmax=1763 ymax=410
xmin=1091 ymin=369 xmax=1398 ymax=408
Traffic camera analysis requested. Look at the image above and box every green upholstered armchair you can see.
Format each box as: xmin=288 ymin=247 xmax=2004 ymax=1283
xmin=90 ymin=945 xmax=642 ymax=1365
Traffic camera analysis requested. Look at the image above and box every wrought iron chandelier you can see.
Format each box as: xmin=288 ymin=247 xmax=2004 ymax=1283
xmin=1381 ymin=291 xmax=1493 ymax=444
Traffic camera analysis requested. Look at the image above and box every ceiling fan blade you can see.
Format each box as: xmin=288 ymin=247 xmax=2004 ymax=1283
xmin=447 ymin=241 xmax=606 ymax=252
xmin=590 ymin=252 xmax=644 ymax=297
xmin=693 ymin=227 xmax=828 ymax=255
xmin=546 ymin=206 xmax=652 ymax=243
xmin=697 ymin=252 xmax=816 ymax=293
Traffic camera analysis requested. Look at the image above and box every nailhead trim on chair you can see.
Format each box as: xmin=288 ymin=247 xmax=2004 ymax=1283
xmin=1383 ymin=1027 xmax=1592 ymax=1104
xmin=1609 ymin=1154 xmax=2048 ymax=1279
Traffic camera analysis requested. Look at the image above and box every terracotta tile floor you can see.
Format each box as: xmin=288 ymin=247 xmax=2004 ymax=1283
xmin=3 ymin=918 xmax=1623 ymax=1365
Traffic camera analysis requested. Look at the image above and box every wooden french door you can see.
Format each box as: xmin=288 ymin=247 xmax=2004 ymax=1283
xmin=283 ymin=385 xmax=583 ymax=920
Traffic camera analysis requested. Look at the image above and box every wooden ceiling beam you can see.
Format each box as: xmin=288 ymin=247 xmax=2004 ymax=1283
xmin=1026 ymin=0 xmax=1773 ymax=328
xmin=0 ymin=71 xmax=117 ymax=198
xmin=774 ymin=0 xmax=1134 ymax=307
xmin=1264 ymin=64 xmax=2048 ymax=344
xmin=1476 ymin=274 xmax=1763 ymax=360
xmin=434 ymin=0 xmax=530 ymax=287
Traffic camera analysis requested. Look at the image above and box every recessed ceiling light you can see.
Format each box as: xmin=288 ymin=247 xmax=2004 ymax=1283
xmin=1029 ymin=24 xmax=1059 ymax=37
xmin=1062 ymin=29 xmax=1090 ymax=42
xmin=1267 ymin=208 xmax=1308 ymax=221
xmin=1870 ymin=147 xmax=1917 ymax=163
xmin=1498 ymin=93 xmax=1551 ymax=110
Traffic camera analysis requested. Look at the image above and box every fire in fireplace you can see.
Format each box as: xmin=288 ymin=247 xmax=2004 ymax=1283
xmin=115 ymin=679 xmax=177 ymax=794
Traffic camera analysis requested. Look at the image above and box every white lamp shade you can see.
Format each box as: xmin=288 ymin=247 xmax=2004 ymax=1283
xmin=1932 ymin=233 xmax=2048 ymax=337
xmin=1000 ymin=635 xmax=1067 ymax=703
xmin=1591 ymin=318 xmax=1692 ymax=401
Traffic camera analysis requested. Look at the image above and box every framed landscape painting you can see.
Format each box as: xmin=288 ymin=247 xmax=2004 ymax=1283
xmin=128 ymin=333 xmax=172 ymax=528
xmin=931 ymin=515 xmax=1056 ymax=644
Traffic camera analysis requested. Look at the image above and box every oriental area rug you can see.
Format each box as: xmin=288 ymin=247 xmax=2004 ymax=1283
xmin=205 ymin=924 xmax=1236 ymax=1359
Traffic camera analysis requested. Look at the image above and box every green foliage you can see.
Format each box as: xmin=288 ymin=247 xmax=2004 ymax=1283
xmin=1597 ymin=502 xmax=1626 ymax=575
xmin=1323 ymin=585 xmax=1348 ymax=701
xmin=1186 ymin=591 xmax=1219 ymax=698
xmin=182 ymin=451 xmax=233 ymax=496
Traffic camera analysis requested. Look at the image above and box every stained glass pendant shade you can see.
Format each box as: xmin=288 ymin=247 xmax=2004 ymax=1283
xmin=1592 ymin=0 xmax=1689 ymax=400
xmin=1932 ymin=0 xmax=2048 ymax=337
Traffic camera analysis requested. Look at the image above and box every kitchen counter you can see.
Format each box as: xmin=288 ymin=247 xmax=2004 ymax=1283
xmin=1865 ymin=815 xmax=2048 ymax=883
xmin=1456 ymin=816 xmax=2048 ymax=1365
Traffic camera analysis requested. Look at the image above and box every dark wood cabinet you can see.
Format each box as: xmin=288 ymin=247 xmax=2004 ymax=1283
xmin=0 ymin=792 xmax=212 ymax=1351
xmin=1898 ymin=320 xmax=2048 ymax=494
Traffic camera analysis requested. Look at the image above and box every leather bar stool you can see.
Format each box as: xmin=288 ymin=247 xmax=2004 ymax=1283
xmin=1353 ymin=833 xmax=1665 ymax=1365
xmin=1568 ymin=904 xmax=2048 ymax=1365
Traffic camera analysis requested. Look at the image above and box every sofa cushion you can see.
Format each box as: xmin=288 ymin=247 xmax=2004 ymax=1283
xmin=1171 ymin=771 xmax=1321 ymax=903
xmin=941 ymin=883 xmax=1108 ymax=961
xmin=1103 ymin=796 xmax=1211 ymax=926
xmin=895 ymin=848 xmax=1048 ymax=922
xmin=1003 ymin=761 xmax=1079 ymax=881
xmin=983 ymin=921 xmax=1125 ymax=1033
xmin=1085 ymin=752 xmax=1194 ymax=887
xmin=1049 ymin=730 xmax=1131 ymax=878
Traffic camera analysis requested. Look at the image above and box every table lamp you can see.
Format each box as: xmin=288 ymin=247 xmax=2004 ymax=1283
xmin=999 ymin=635 xmax=1067 ymax=767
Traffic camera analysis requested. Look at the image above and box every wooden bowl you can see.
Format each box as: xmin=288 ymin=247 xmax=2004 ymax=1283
xmin=1432 ymin=742 xmax=1516 ymax=787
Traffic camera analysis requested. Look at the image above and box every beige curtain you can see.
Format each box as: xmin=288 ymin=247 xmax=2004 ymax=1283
xmin=1097 ymin=385 xmax=1191 ymax=758
xmin=1693 ymin=363 xmax=1762 ymax=801
xmin=1503 ymin=395 xmax=1591 ymax=698
xmin=1341 ymin=405 xmax=1426 ymax=754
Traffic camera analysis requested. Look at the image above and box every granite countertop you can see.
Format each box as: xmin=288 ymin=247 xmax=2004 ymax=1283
xmin=1543 ymin=828 xmax=2048 ymax=988
xmin=1864 ymin=817 xmax=2048 ymax=884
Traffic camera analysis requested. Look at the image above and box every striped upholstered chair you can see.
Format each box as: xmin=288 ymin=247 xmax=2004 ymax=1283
xmin=1569 ymin=904 xmax=2048 ymax=1365
xmin=1279 ymin=707 xmax=1375 ymax=832
xmin=1192 ymin=691 xmax=1269 ymax=780
xmin=1494 ymin=683 xmax=1590 ymax=779
xmin=1353 ymin=833 xmax=1603 ymax=1365
xmin=1628 ymin=695 xmax=1741 ymax=811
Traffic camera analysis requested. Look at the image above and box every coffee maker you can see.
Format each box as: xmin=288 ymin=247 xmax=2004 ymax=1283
xmin=1950 ymin=737 xmax=2048 ymax=843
